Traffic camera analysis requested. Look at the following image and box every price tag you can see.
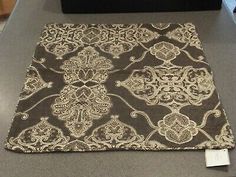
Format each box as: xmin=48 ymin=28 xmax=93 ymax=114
xmin=205 ymin=149 xmax=230 ymax=167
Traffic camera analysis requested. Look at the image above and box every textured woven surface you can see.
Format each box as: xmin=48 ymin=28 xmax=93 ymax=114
xmin=5 ymin=23 xmax=235 ymax=153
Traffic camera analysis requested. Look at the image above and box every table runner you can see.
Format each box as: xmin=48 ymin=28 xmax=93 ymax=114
xmin=5 ymin=23 xmax=235 ymax=153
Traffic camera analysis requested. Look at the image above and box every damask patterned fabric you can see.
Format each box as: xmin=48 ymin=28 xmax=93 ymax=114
xmin=5 ymin=23 xmax=235 ymax=153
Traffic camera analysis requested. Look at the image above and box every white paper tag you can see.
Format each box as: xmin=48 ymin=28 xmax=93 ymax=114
xmin=205 ymin=149 xmax=230 ymax=167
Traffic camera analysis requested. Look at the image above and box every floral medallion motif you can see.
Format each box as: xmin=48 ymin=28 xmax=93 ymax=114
xmin=20 ymin=65 xmax=52 ymax=100
xmin=96 ymin=24 xmax=159 ymax=58
xmin=151 ymin=23 xmax=170 ymax=30
xmin=52 ymin=85 xmax=112 ymax=138
xmin=61 ymin=46 xmax=113 ymax=84
xmin=6 ymin=117 xmax=69 ymax=153
xmin=117 ymin=66 xmax=215 ymax=109
xmin=150 ymin=41 xmax=181 ymax=62
xmin=40 ymin=24 xmax=86 ymax=59
xmin=39 ymin=24 xmax=159 ymax=59
xmin=84 ymin=115 xmax=144 ymax=149
xmin=52 ymin=46 xmax=113 ymax=138
xmin=142 ymin=140 xmax=167 ymax=150
xmin=79 ymin=27 xmax=102 ymax=45
xmin=166 ymin=23 xmax=202 ymax=50
xmin=62 ymin=140 xmax=90 ymax=151
xmin=196 ymin=123 xmax=235 ymax=149
xmin=157 ymin=113 xmax=198 ymax=144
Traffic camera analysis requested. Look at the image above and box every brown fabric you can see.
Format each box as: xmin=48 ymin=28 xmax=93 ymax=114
xmin=5 ymin=23 xmax=235 ymax=153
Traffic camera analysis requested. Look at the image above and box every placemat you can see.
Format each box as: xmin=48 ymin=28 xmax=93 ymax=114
xmin=5 ymin=23 xmax=235 ymax=153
